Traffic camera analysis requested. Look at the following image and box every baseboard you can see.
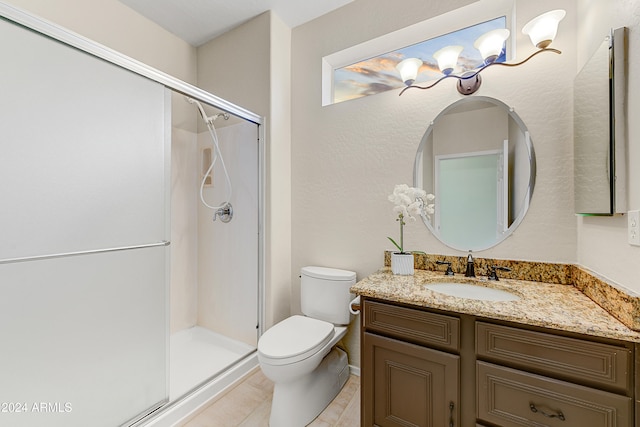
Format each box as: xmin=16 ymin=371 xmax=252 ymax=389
xmin=349 ymin=364 xmax=360 ymax=377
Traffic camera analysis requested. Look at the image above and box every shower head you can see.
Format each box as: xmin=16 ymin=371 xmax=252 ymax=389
xmin=185 ymin=97 xmax=234 ymax=217
xmin=210 ymin=113 xmax=230 ymax=121
xmin=185 ymin=97 xmax=230 ymax=125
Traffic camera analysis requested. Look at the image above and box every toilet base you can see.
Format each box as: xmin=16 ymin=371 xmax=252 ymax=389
xmin=269 ymin=347 xmax=349 ymax=427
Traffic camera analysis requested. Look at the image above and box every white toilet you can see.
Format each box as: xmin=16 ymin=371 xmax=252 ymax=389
xmin=258 ymin=266 xmax=356 ymax=427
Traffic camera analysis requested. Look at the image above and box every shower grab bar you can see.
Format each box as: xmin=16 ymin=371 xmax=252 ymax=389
xmin=0 ymin=241 xmax=170 ymax=265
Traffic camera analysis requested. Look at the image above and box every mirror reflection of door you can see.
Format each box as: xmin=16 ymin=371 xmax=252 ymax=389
xmin=413 ymin=97 xmax=535 ymax=252
xmin=435 ymin=143 xmax=508 ymax=250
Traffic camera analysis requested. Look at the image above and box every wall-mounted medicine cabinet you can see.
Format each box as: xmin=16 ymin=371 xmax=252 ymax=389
xmin=574 ymin=27 xmax=627 ymax=215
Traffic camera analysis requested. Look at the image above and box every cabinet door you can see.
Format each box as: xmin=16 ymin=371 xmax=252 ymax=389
xmin=364 ymin=300 xmax=460 ymax=351
xmin=363 ymin=332 xmax=459 ymax=427
xmin=476 ymin=322 xmax=631 ymax=393
xmin=477 ymin=361 xmax=632 ymax=427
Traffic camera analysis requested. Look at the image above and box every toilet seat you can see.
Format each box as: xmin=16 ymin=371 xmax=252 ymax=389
xmin=258 ymin=315 xmax=334 ymax=366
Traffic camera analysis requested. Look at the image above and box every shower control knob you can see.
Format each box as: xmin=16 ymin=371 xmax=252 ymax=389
xmin=213 ymin=202 xmax=233 ymax=223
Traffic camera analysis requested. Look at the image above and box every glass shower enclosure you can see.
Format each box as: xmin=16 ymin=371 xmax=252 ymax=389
xmin=0 ymin=3 xmax=264 ymax=427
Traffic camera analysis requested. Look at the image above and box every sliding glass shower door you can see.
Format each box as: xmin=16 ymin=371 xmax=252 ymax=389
xmin=0 ymin=14 xmax=170 ymax=427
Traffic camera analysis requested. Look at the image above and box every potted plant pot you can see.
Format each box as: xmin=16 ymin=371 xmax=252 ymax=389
xmin=391 ymin=252 xmax=414 ymax=275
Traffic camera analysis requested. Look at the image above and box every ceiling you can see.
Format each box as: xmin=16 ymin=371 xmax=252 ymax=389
xmin=118 ymin=0 xmax=355 ymax=46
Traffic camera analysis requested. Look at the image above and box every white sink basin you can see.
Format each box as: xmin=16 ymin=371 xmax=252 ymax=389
xmin=424 ymin=282 xmax=520 ymax=301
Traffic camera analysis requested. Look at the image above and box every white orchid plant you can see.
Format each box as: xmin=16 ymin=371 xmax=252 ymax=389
xmin=387 ymin=184 xmax=435 ymax=254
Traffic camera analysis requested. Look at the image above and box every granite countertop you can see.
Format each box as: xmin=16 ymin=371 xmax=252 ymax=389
xmin=351 ymin=267 xmax=640 ymax=343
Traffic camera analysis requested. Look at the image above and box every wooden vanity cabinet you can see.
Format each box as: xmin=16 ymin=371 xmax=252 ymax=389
xmin=360 ymin=297 xmax=637 ymax=427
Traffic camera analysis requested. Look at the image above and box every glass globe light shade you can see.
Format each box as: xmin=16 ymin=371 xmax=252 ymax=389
xmin=433 ymin=45 xmax=464 ymax=75
xmin=522 ymin=9 xmax=566 ymax=49
xmin=474 ymin=29 xmax=510 ymax=64
xmin=396 ymin=58 xmax=423 ymax=86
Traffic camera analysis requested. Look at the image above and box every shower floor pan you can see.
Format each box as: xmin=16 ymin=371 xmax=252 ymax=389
xmin=170 ymin=326 xmax=255 ymax=400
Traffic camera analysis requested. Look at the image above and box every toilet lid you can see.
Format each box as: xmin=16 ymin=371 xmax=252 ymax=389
xmin=258 ymin=315 xmax=334 ymax=362
xmin=302 ymin=266 xmax=356 ymax=281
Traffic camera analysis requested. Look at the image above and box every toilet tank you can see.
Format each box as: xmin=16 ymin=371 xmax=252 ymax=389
xmin=300 ymin=266 xmax=356 ymax=325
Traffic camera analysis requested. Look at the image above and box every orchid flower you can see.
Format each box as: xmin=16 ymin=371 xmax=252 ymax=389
xmin=387 ymin=184 xmax=435 ymax=253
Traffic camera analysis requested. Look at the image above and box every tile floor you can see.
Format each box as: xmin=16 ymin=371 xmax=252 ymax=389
xmin=181 ymin=368 xmax=360 ymax=426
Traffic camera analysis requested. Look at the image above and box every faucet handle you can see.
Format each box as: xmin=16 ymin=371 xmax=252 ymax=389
xmin=212 ymin=202 xmax=233 ymax=223
xmin=436 ymin=260 xmax=454 ymax=276
xmin=487 ymin=266 xmax=511 ymax=281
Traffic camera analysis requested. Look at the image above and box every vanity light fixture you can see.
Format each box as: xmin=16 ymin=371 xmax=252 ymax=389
xmin=396 ymin=58 xmax=424 ymax=85
xmin=398 ymin=9 xmax=565 ymax=96
xmin=522 ymin=9 xmax=566 ymax=48
xmin=432 ymin=45 xmax=464 ymax=75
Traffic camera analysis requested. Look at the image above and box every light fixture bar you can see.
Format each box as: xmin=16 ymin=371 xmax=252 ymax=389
xmin=398 ymin=9 xmax=565 ymax=97
xmin=399 ymin=47 xmax=561 ymax=96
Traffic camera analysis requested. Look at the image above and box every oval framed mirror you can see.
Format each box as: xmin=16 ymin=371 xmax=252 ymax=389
xmin=413 ymin=96 xmax=536 ymax=252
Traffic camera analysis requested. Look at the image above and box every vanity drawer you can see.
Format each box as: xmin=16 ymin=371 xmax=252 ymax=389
xmin=476 ymin=322 xmax=631 ymax=393
xmin=363 ymin=300 xmax=459 ymax=351
xmin=477 ymin=361 xmax=632 ymax=427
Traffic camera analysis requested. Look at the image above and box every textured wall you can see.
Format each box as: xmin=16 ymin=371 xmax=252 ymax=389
xmin=292 ymin=0 xmax=578 ymax=284
xmin=576 ymin=0 xmax=640 ymax=294
xmin=291 ymin=0 xmax=579 ymax=367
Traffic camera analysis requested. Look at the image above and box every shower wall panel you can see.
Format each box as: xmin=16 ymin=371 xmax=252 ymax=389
xmin=170 ymin=126 xmax=199 ymax=333
xmin=197 ymin=121 xmax=259 ymax=347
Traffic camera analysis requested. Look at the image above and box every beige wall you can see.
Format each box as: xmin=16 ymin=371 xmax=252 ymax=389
xmin=292 ymin=0 xmax=578 ymax=284
xmin=576 ymin=0 xmax=640 ymax=294
xmin=290 ymin=0 xmax=640 ymax=370
xmin=197 ymin=12 xmax=293 ymax=328
xmin=291 ymin=0 xmax=579 ymax=367
xmin=4 ymin=0 xmax=196 ymax=83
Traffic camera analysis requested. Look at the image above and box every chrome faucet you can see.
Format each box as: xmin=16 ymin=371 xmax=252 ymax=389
xmin=465 ymin=252 xmax=475 ymax=277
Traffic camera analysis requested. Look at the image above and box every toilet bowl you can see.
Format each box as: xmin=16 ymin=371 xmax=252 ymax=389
xmin=257 ymin=266 xmax=356 ymax=427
